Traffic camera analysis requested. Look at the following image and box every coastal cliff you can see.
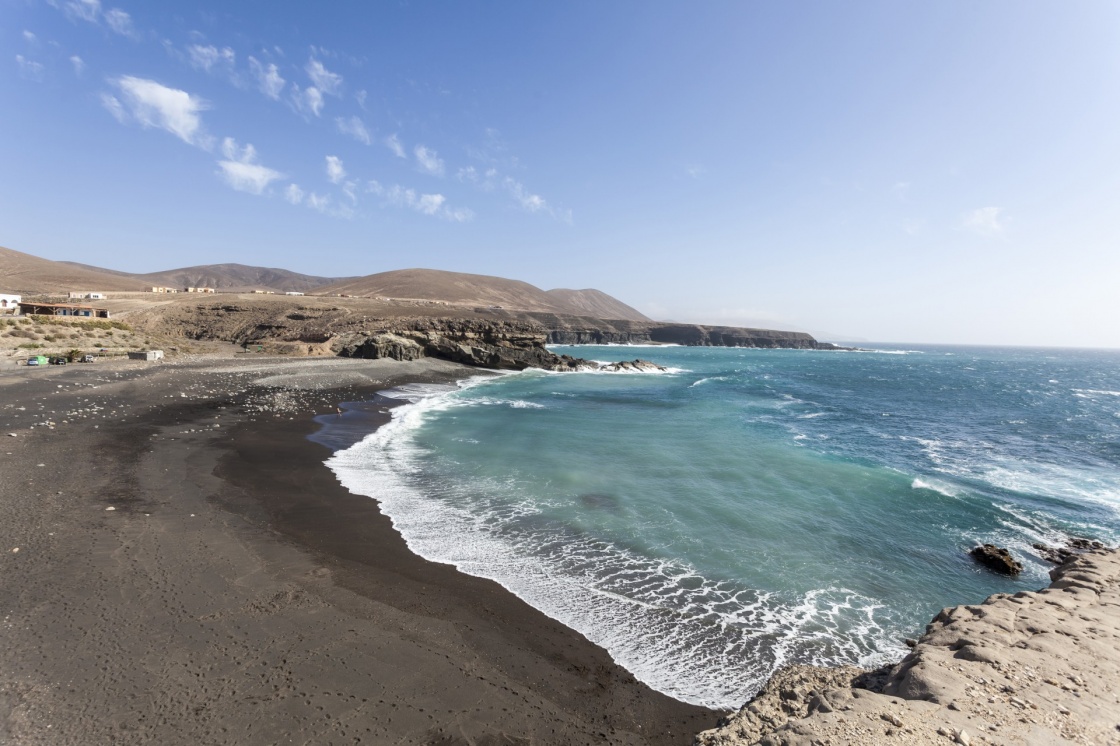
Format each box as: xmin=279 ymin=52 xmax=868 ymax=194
xmin=130 ymin=298 xmax=841 ymax=371
xmin=695 ymin=550 xmax=1120 ymax=745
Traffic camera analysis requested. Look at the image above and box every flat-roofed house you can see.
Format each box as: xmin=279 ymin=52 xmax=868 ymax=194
xmin=0 ymin=293 xmax=20 ymax=313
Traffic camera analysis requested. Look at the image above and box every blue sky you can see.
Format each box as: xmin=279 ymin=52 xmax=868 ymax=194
xmin=3 ymin=1 xmax=1119 ymax=346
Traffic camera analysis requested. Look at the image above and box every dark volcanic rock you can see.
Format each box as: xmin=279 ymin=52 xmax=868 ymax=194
xmin=970 ymin=544 xmax=1023 ymax=575
xmin=1033 ymin=537 xmax=1106 ymax=564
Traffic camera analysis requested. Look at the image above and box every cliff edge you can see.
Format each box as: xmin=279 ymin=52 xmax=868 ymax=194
xmin=696 ymin=550 xmax=1120 ymax=745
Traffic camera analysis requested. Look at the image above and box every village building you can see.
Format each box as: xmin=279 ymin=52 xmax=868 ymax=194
xmin=19 ymin=301 xmax=111 ymax=319
xmin=284 ymin=291 xmax=305 ymax=296
xmin=127 ymin=350 xmax=164 ymax=361
xmin=0 ymin=293 xmax=21 ymax=314
xmin=185 ymin=287 xmax=216 ymax=294
xmin=150 ymin=286 xmax=179 ymax=293
xmin=68 ymin=291 xmax=107 ymax=300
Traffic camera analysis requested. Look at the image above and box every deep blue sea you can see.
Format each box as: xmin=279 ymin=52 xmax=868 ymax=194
xmin=326 ymin=344 xmax=1120 ymax=709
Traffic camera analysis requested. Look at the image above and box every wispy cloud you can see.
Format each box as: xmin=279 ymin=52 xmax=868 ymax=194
xmin=384 ymin=133 xmax=406 ymax=159
xmin=963 ymin=206 xmax=1006 ymax=237
xmin=188 ymin=44 xmax=235 ymax=74
xmin=109 ymin=76 xmax=211 ymax=148
xmin=305 ymin=192 xmax=354 ymax=218
xmin=63 ymin=0 xmax=139 ymax=39
xmin=501 ymin=174 xmax=568 ymax=220
xmin=325 ymin=155 xmax=346 ymax=184
xmin=305 ymin=57 xmax=342 ymax=96
xmin=414 ymin=145 xmax=444 ymax=177
xmin=217 ymin=137 xmax=283 ymax=195
xmin=290 ymin=84 xmax=324 ymax=117
xmin=336 ymin=115 xmax=371 ymax=145
xmin=64 ymin=0 xmax=101 ymax=23
xmin=69 ymin=55 xmax=85 ymax=75
xmin=22 ymin=30 xmax=37 ymax=43
xmin=15 ymin=55 xmax=45 ymax=82
xmin=892 ymin=181 xmax=911 ymax=201
xmin=247 ymin=57 xmax=285 ymax=100
xmin=368 ymin=180 xmax=473 ymax=222
xmin=285 ymin=183 xmax=304 ymax=205
xmin=104 ymin=7 xmax=138 ymax=39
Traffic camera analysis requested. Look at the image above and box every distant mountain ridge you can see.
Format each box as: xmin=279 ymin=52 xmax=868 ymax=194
xmin=61 ymin=261 xmax=354 ymax=293
xmin=316 ymin=268 xmax=651 ymax=321
xmin=2 ymin=246 xmax=650 ymax=321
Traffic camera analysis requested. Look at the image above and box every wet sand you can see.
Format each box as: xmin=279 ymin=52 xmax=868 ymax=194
xmin=0 ymin=355 xmax=716 ymax=744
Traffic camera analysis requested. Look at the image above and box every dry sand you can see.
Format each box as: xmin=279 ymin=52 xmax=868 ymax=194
xmin=0 ymin=354 xmax=715 ymax=744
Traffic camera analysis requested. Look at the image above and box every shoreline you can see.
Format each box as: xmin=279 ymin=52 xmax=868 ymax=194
xmin=0 ymin=355 xmax=716 ymax=744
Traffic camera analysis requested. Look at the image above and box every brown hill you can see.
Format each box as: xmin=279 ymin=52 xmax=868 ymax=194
xmin=0 ymin=245 xmax=147 ymax=294
xmin=317 ymin=269 xmax=649 ymax=320
xmin=544 ymin=288 xmax=649 ymax=322
xmin=62 ymin=261 xmax=354 ymax=293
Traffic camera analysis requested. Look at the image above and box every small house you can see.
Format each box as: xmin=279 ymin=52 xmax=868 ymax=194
xmin=0 ymin=293 xmax=20 ymax=313
xmin=284 ymin=291 xmax=305 ymax=296
xmin=150 ymin=286 xmax=178 ymax=294
xmin=127 ymin=350 xmax=164 ymax=361
xmin=68 ymin=291 xmax=106 ymax=300
xmin=186 ymin=287 xmax=216 ymax=294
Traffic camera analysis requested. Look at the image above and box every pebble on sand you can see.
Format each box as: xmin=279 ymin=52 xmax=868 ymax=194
xmin=105 ymin=506 xmax=116 ymax=511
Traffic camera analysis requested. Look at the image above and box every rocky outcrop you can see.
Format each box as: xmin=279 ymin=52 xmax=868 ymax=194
xmin=969 ymin=544 xmax=1024 ymax=576
xmin=695 ymin=550 xmax=1120 ymax=746
xmin=130 ymin=298 xmax=844 ymax=369
xmin=1033 ymin=538 xmax=1106 ymax=565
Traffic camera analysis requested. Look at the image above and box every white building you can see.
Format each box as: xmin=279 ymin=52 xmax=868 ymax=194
xmin=0 ymin=293 xmax=20 ymax=313
xmin=68 ymin=291 xmax=106 ymax=300
xmin=284 ymin=291 xmax=305 ymax=296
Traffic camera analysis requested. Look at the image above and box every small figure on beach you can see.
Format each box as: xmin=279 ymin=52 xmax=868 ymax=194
xmin=336 ymin=405 xmax=343 ymax=416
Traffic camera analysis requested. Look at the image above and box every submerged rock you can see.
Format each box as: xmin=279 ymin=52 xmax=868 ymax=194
xmin=969 ymin=543 xmax=1023 ymax=575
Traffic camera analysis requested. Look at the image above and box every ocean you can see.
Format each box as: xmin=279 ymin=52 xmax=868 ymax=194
xmin=324 ymin=344 xmax=1120 ymax=710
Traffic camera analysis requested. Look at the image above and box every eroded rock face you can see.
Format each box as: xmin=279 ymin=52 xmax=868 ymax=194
xmin=695 ymin=550 xmax=1120 ymax=746
xmin=969 ymin=544 xmax=1024 ymax=576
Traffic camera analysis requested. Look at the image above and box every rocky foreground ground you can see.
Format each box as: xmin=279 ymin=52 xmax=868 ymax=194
xmin=695 ymin=551 xmax=1120 ymax=745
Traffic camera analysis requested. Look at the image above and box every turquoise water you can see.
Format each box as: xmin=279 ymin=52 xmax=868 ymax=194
xmin=326 ymin=345 xmax=1120 ymax=709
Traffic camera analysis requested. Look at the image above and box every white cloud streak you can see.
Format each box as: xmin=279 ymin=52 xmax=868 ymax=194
xmin=291 ymin=84 xmax=324 ymax=116
xmin=414 ymin=145 xmax=444 ymax=177
xmin=248 ymin=56 xmax=285 ymax=100
xmin=384 ymin=134 xmax=406 ymax=158
xmin=217 ymin=137 xmax=283 ymax=195
xmin=188 ymin=44 xmax=235 ymax=73
xmin=15 ymin=55 xmax=45 ymax=81
xmin=70 ymin=55 xmax=85 ymax=75
xmin=104 ymin=8 xmax=138 ymax=38
xmin=963 ymin=206 xmax=1006 ymax=237
xmin=285 ymin=183 xmax=304 ymax=205
xmin=111 ymin=76 xmax=211 ymax=147
xmin=325 ymin=155 xmax=346 ymax=184
xmin=63 ymin=0 xmax=138 ymax=39
xmin=305 ymin=58 xmax=342 ymax=96
xmin=336 ymin=115 xmax=371 ymax=145
xmin=368 ymin=180 xmax=473 ymax=222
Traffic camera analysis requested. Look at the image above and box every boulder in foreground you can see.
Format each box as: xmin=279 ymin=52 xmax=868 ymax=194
xmin=969 ymin=543 xmax=1024 ymax=576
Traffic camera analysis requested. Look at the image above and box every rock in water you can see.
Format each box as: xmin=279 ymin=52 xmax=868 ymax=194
xmin=970 ymin=544 xmax=1023 ymax=575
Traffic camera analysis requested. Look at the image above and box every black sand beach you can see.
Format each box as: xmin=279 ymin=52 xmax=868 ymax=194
xmin=0 ymin=355 xmax=716 ymax=744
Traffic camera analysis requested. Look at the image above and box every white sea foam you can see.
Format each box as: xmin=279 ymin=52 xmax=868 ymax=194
xmin=911 ymin=478 xmax=961 ymax=498
xmin=326 ymin=387 xmax=902 ymax=709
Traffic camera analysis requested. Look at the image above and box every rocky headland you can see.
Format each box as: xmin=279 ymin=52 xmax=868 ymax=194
xmin=118 ymin=297 xmax=840 ymax=374
xmin=695 ymin=549 xmax=1120 ymax=745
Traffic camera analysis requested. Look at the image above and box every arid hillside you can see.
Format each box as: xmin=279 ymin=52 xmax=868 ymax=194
xmin=62 ymin=261 xmax=355 ymax=293
xmin=0 ymin=246 xmax=147 ymax=294
xmin=317 ymin=268 xmax=650 ymax=320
